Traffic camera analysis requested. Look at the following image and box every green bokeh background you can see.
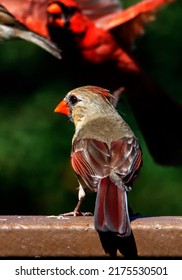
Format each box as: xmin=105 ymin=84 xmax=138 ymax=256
xmin=0 ymin=0 xmax=181 ymax=216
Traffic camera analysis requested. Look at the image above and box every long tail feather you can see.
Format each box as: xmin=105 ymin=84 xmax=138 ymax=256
xmin=94 ymin=177 xmax=137 ymax=256
xmin=94 ymin=176 xmax=131 ymax=236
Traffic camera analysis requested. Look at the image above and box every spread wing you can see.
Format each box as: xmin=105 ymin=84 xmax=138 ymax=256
xmin=76 ymin=0 xmax=122 ymax=21
xmin=95 ymin=0 xmax=174 ymax=49
xmin=0 ymin=0 xmax=173 ymax=50
xmin=71 ymin=137 xmax=142 ymax=191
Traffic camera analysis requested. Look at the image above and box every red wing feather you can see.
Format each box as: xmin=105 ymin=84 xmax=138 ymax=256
xmin=71 ymin=150 xmax=97 ymax=189
xmin=95 ymin=0 xmax=174 ymax=48
xmin=0 ymin=0 xmax=49 ymax=37
xmin=0 ymin=0 xmax=173 ymax=49
xmin=111 ymin=136 xmax=142 ymax=185
xmin=71 ymin=150 xmax=95 ymax=177
xmin=71 ymin=138 xmax=110 ymax=191
xmin=72 ymin=137 xmax=142 ymax=189
xmin=76 ymin=0 xmax=122 ymax=21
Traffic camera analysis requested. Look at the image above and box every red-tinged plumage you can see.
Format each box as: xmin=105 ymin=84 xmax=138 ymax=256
xmin=0 ymin=0 xmax=173 ymax=40
xmin=54 ymin=85 xmax=142 ymax=256
xmin=95 ymin=177 xmax=130 ymax=235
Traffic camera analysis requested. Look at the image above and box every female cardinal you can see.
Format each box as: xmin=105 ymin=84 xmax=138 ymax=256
xmin=54 ymin=85 xmax=142 ymax=255
xmin=0 ymin=4 xmax=61 ymax=59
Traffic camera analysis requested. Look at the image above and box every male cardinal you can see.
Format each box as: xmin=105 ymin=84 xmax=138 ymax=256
xmin=0 ymin=4 xmax=61 ymax=59
xmin=54 ymin=85 xmax=142 ymax=256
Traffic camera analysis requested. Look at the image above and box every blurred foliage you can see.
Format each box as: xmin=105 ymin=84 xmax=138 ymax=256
xmin=0 ymin=0 xmax=181 ymax=216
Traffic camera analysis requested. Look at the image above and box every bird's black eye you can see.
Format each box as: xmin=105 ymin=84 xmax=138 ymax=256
xmin=68 ymin=95 xmax=79 ymax=106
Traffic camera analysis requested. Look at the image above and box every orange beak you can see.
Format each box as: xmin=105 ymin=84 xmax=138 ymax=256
xmin=54 ymin=99 xmax=70 ymax=115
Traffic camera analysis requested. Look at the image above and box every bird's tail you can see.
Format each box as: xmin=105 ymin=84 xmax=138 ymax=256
xmin=15 ymin=29 xmax=61 ymax=59
xmin=94 ymin=176 xmax=131 ymax=236
xmin=94 ymin=177 xmax=138 ymax=256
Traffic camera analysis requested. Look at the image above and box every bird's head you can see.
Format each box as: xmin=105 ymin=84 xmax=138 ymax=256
xmin=47 ymin=1 xmax=78 ymax=28
xmin=47 ymin=0 xmax=88 ymax=34
xmin=54 ymin=85 xmax=115 ymax=125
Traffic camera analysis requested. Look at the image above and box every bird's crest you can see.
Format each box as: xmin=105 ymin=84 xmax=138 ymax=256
xmin=85 ymin=86 xmax=115 ymax=101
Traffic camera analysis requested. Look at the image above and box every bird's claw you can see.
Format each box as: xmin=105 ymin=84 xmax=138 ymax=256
xmin=59 ymin=211 xmax=93 ymax=217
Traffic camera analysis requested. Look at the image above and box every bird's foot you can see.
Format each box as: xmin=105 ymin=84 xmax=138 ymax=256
xmin=47 ymin=211 xmax=93 ymax=219
xmin=60 ymin=210 xmax=93 ymax=217
xmin=47 ymin=215 xmax=69 ymax=220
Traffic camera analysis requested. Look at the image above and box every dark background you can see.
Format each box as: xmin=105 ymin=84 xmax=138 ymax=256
xmin=0 ymin=0 xmax=181 ymax=216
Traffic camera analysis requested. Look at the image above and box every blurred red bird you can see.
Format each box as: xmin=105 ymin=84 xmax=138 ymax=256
xmin=54 ymin=85 xmax=142 ymax=256
xmin=1 ymin=0 xmax=181 ymax=166
xmin=0 ymin=4 xmax=61 ymax=58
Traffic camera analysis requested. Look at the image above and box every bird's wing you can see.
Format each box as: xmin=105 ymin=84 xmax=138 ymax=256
xmin=0 ymin=0 xmax=49 ymax=37
xmin=72 ymin=136 xmax=141 ymax=235
xmin=94 ymin=0 xmax=174 ymax=50
xmin=71 ymin=138 xmax=110 ymax=191
xmin=0 ymin=3 xmax=46 ymax=31
xmin=76 ymin=0 xmax=122 ymax=21
xmin=71 ymin=136 xmax=142 ymax=190
xmin=0 ymin=0 xmax=173 ymax=47
xmin=110 ymin=136 xmax=142 ymax=186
